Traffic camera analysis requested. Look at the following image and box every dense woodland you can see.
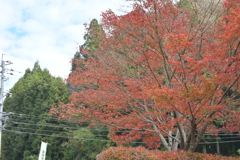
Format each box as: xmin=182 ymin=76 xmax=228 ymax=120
xmin=2 ymin=0 xmax=240 ymax=159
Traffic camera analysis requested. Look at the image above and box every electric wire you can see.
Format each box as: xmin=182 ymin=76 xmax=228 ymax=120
xmin=3 ymin=129 xmax=145 ymax=144
xmin=3 ymin=129 xmax=113 ymax=142
xmin=7 ymin=120 xmax=240 ymax=137
xmin=8 ymin=114 xmax=90 ymax=125
xmin=5 ymin=112 xmax=240 ymax=135
xmin=4 ymin=126 xmax=109 ymax=138
xmin=3 ymin=114 xmax=240 ymax=145
xmin=6 ymin=111 xmax=239 ymax=125
xmin=3 ymin=129 xmax=240 ymax=145
xmin=5 ymin=119 xmax=240 ymax=140
xmin=5 ymin=117 xmax=240 ymax=136
xmin=4 ymin=125 xmax=240 ymax=140
xmin=6 ymin=120 xmax=117 ymax=132
xmin=3 ymin=112 xmax=240 ymax=145
xmin=3 ymin=110 xmax=104 ymax=126
xmin=8 ymin=115 xmax=83 ymax=125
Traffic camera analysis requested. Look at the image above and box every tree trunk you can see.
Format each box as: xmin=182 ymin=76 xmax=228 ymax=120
xmin=188 ymin=143 xmax=198 ymax=152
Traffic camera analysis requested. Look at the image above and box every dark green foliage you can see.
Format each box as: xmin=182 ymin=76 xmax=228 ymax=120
xmin=4 ymin=62 xmax=69 ymax=115
xmin=62 ymin=128 xmax=113 ymax=160
xmin=82 ymin=18 xmax=104 ymax=54
xmin=2 ymin=62 xmax=70 ymax=160
xmin=71 ymin=19 xmax=104 ymax=71
xmin=2 ymin=62 xmax=114 ymax=160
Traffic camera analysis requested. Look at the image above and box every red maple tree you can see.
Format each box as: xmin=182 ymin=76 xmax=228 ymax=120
xmin=52 ymin=0 xmax=240 ymax=152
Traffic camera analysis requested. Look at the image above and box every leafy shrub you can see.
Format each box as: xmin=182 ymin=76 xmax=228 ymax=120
xmin=97 ymin=147 xmax=240 ymax=160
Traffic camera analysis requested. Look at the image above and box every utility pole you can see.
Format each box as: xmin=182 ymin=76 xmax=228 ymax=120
xmin=0 ymin=54 xmax=12 ymax=159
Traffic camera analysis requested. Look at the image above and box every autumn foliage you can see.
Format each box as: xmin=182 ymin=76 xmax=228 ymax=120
xmin=97 ymin=147 xmax=240 ymax=160
xmin=52 ymin=0 xmax=240 ymax=152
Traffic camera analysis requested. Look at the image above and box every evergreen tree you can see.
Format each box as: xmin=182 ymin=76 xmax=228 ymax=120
xmin=2 ymin=62 xmax=70 ymax=160
xmin=71 ymin=19 xmax=104 ymax=71
xmin=82 ymin=18 xmax=104 ymax=54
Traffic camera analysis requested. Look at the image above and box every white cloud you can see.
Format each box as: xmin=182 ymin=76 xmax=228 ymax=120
xmin=0 ymin=0 xmax=130 ymax=91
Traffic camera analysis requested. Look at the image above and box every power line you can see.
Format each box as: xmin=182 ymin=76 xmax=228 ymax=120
xmin=6 ymin=109 xmax=239 ymax=128
xmin=4 ymin=126 xmax=109 ymax=138
xmin=5 ymin=119 xmax=240 ymax=139
xmin=3 ymin=114 xmax=240 ymax=146
xmin=6 ymin=113 xmax=240 ymax=135
xmin=5 ymin=126 xmax=240 ymax=140
xmin=7 ymin=120 xmax=113 ymax=132
xmin=9 ymin=115 xmax=81 ymax=124
xmin=8 ymin=113 xmax=90 ymax=125
xmin=3 ymin=129 xmax=112 ymax=142
xmin=5 ymin=117 xmax=240 ymax=136
xmin=3 ymin=129 xmax=145 ymax=144
xmin=3 ymin=129 xmax=240 ymax=145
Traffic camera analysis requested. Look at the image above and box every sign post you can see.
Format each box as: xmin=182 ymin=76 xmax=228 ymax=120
xmin=38 ymin=141 xmax=48 ymax=160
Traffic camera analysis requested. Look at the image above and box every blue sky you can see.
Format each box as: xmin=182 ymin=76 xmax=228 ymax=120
xmin=0 ymin=0 xmax=129 ymax=91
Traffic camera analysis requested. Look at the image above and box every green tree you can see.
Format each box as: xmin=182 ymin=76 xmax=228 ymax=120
xmin=82 ymin=18 xmax=104 ymax=54
xmin=62 ymin=128 xmax=113 ymax=160
xmin=71 ymin=19 xmax=104 ymax=71
xmin=2 ymin=62 xmax=70 ymax=160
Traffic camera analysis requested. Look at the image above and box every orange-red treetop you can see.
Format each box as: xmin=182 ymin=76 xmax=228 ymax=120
xmin=52 ymin=0 xmax=239 ymax=151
